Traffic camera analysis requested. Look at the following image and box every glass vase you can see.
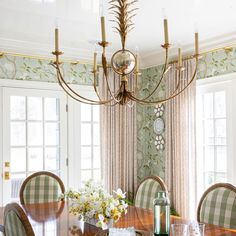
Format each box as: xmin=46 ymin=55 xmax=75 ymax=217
xmin=153 ymin=191 xmax=170 ymax=236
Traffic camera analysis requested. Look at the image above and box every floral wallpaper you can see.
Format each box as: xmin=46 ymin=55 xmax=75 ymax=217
xmin=137 ymin=47 xmax=236 ymax=183
xmin=0 ymin=54 xmax=93 ymax=85
xmin=136 ymin=65 xmax=166 ymax=182
xmin=197 ymin=47 xmax=236 ymax=79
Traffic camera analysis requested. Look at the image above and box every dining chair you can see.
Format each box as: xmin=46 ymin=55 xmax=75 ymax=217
xmin=197 ymin=183 xmax=236 ymax=229
xmin=3 ymin=202 xmax=35 ymax=236
xmin=134 ymin=176 xmax=168 ymax=209
xmin=19 ymin=171 xmax=65 ymax=204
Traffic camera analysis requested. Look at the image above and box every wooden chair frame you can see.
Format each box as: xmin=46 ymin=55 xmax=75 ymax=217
xmin=197 ymin=182 xmax=236 ymax=222
xmin=19 ymin=171 xmax=65 ymax=205
xmin=4 ymin=202 xmax=35 ymax=236
xmin=134 ymin=175 xmax=168 ymax=205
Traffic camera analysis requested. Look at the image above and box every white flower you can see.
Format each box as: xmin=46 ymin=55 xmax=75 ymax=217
xmin=114 ymin=188 xmax=126 ymax=199
xmin=65 ymin=180 xmax=128 ymax=229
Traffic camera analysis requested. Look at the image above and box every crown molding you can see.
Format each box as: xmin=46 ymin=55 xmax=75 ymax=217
xmin=1 ymin=32 xmax=236 ymax=70
xmin=140 ymin=32 xmax=236 ymax=69
xmin=0 ymin=37 xmax=113 ymax=63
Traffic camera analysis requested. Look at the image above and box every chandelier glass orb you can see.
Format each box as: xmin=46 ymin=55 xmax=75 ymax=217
xmin=111 ymin=50 xmax=136 ymax=75
xmin=52 ymin=0 xmax=199 ymax=106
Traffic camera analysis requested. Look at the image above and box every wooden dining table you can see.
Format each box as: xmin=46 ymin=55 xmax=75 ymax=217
xmin=0 ymin=201 xmax=236 ymax=236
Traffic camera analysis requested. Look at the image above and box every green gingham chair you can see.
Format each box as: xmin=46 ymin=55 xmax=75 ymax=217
xmin=197 ymin=183 xmax=236 ymax=229
xmin=19 ymin=171 xmax=65 ymax=205
xmin=135 ymin=176 xmax=168 ymax=209
xmin=3 ymin=202 xmax=35 ymax=236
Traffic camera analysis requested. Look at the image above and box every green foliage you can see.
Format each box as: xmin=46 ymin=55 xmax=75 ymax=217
xmin=170 ymin=206 xmax=179 ymax=216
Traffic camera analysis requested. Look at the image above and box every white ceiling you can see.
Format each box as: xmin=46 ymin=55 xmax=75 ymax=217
xmin=1 ymin=0 xmax=236 ymax=68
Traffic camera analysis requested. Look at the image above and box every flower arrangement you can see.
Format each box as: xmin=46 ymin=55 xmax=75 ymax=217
xmin=63 ymin=180 xmax=128 ymax=230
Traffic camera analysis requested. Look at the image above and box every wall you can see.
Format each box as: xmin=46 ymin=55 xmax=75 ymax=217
xmin=0 ymin=54 xmax=93 ymax=85
xmin=137 ymin=47 xmax=236 ymax=183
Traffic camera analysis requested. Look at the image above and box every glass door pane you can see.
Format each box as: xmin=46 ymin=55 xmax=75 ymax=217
xmin=2 ymin=87 xmax=67 ymax=205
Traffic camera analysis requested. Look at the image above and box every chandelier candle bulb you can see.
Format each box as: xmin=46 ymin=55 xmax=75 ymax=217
xmin=164 ymin=19 xmax=169 ymax=45
xmin=101 ymin=16 xmax=106 ymax=42
xmin=135 ymin=54 xmax=139 ymax=73
xmin=195 ymin=32 xmax=199 ymax=55
xmin=93 ymin=51 xmax=97 ymax=71
xmin=55 ymin=28 xmax=59 ymax=52
xmin=178 ymin=48 xmax=182 ymax=67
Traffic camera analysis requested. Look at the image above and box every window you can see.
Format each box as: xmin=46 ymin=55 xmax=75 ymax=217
xmin=197 ymin=90 xmax=227 ymax=189
xmin=196 ymin=74 xmax=236 ymax=198
xmin=67 ymin=90 xmax=101 ymax=190
xmin=80 ymin=103 xmax=100 ymax=184
xmin=0 ymin=80 xmax=101 ymax=205
xmin=1 ymin=86 xmax=67 ymax=205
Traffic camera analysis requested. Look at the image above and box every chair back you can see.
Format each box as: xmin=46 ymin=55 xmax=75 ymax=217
xmin=4 ymin=202 xmax=35 ymax=236
xmin=197 ymin=183 xmax=236 ymax=229
xmin=20 ymin=171 xmax=65 ymax=204
xmin=135 ymin=176 xmax=168 ymax=209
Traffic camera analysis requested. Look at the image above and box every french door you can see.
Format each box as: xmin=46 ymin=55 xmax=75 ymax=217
xmin=1 ymin=87 xmax=67 ymax=205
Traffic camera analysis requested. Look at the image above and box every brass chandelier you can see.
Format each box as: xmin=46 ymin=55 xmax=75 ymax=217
xmin=52 ymin=0 xmax=199 ymax=106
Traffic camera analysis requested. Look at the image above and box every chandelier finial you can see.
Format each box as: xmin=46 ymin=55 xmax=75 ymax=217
xmin=109 ymin=0 xmax=138 ymax=49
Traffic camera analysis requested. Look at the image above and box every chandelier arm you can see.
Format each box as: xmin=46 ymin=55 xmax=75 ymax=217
xmin=101 ymin=56 xmax=122 ymax=103
xmin=134 ymin=48 xmax=170 ymax=101
xmin=57 ymin=71 xmax=108 ymax=105
xmin=91 ymin=73 xmax=122 ymax=107
xmin=127 ymin=57 xmax=198 ymax=105
xmin=61 ymin=78 xmax=119 ymax=106
xmin=56 ymin=65 xmax=112 ymax=105
xmin=57 ymin=72 xmax=103 ymax=105
xmin=142 ymin=48 xmax=170 ymax=101
xmin=92 ymin=72 xmax=115 ymax=103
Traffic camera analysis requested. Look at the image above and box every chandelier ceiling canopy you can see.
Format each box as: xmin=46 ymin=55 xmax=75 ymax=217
xmin=52 ymin=0 xmax=199 ymax=106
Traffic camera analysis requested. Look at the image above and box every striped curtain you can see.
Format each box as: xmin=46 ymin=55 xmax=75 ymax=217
xmin=99 ymin=68 xmax=137 ymax=199
xmin=165 ymin=59 xmax=197 ymax=219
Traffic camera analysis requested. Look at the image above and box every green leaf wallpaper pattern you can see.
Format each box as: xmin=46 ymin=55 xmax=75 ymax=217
xmin=137 ymin=47 xmax=236 ymax=184
xmin=136 ymin=64 xmax=166 ymax=183
xmin=0 ymin=55 xmax=93 ymax=85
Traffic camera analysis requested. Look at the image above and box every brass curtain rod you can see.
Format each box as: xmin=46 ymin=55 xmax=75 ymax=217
xmin=0 ymin=51 xmax=94 ymax=66
xmin=1 ymin=42 xmax=236 ymax=67
xmin=169 ymin=43 xmax=236 ymax=64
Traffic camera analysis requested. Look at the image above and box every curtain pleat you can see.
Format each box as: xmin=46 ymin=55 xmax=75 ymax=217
xmin=165 ymin=60 xmax=197 ymax=219
xmin=99 ymin=69 xmax=137 ymax=198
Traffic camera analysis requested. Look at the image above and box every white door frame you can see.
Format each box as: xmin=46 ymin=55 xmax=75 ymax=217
xmin=0 ymin=86 xmax=3 ymax=205
xmin=0 ymin=79 xmax=69 ymax=206
xmin=0 ymin=78 xmax=96 ymax=205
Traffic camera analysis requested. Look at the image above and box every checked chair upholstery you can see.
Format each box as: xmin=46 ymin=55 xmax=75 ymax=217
xmin=197 ymin=183 xmax=236 ymax=229
xmin=3 ymin=202 xmax=35 ymax=236
xmin=135 ymin=176 xmax=168 ymax=210
xmin=19 ymin=171 xmax=65 ymax=205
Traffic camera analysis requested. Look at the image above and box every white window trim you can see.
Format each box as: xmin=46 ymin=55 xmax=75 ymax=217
xmin=0 ymin=86 xmax=3 ymax=205
xmin=68 ymin=93 xmax=100 ymax=190
xmin=196 ymin=72 xmax=236 ymax=198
